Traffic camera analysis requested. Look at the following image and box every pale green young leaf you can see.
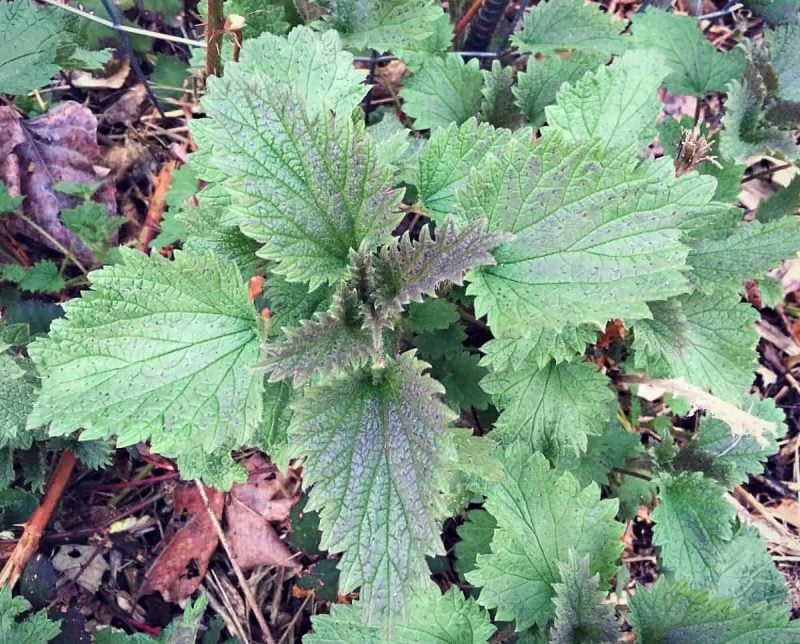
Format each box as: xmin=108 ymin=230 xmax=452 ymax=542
xmin=0 ymin=0 xmax=63 ymax=94
xmin=366 ymin=112 xmax=412 ymax=170
xmin=481 ymin=358 xmax=615 ymax=457
xmin=480 ymin=327 xmax=596 ymax=372
xmin=631 ymin=9 xmax=746 ymax=96
xmin=514 ymin=52 xmax=606 ymax=129
xmin=468 ymin=448 xmax=624 ymax=631
xmin=19 ymin=260 xmax=65 ymax=294
xmin=234 ymin=27 xmax=368 ymax=118
xmin=455 ymin=509 xmax=497 ymax=578
xmin=400 ymin=55 xmax=484 ymax=131
xmin=0 ymin=585 xmax=61 ymax=642
xmin=259 ymin=288 xmax=373 ymax=385
xmin=766 ymin=19 xmax=800 ymax=103
xmin=394 ymin=12 xmax=453 ymax=72
xmin=632 ymin=292 xmax=758 ymax=404
xmin=316 ymin=0 xmax=445 ymax=53
xmin=191 ymin=74 xmax=402 ymax=289
xmin=687 ymin=218 xmax=800 ymax=292
xmin=628 ymin=578 xmax=800 ymax=643
xmin=511 ymin=0 xmax=627 ymax=56
xmin=373 ymin=217 xmax=507 ymax=316
xmin=544 ymin=50 xmax=667 ymax=151
xmin=415 ymin=119 xmax=513 ymax=221
xmin=720 ymin=76 xmax=799 ymax=163
xmin=459 ymin=135 xmax=727 ymax=335
xmin=290 ymin=352 xmax=454 ymax=623
xmin=28 ymin=249 xmax=263 ymax=463
xmin=652 ymin=472 xmax=735 ymax=587
xmin=0 ymin=353 xmax=38 ymax=449
xmin=551 ymin=550 xmax=618 ymax=644
xmin=305 ymin=603 xmax=381 ymax=643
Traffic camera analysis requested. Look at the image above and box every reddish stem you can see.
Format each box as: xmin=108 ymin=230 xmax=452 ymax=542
xmin=455 ymin=0 xmax=484 ymax=37
xmin=206 ymin=0 xmax=225 ymax=78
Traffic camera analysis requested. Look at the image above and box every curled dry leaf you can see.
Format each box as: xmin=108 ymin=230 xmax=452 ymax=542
xmin=0 ymin=101 xmax=116 ymax=262
xmin=224 ymin=454 xmax=300 ymax=572
xmin=140 ymin=484 xmax=223 ymax=603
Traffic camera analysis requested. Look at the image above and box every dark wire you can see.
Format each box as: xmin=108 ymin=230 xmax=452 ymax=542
xmin=98 ymin=0 xmax=166 ymax=118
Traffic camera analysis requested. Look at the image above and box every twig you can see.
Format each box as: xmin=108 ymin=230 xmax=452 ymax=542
xmin=37 ymin=0 xmax=206 ymax=48
xmin=194 ymin=480 xmax=276 ymax=644
xmin=734 ymin=484 xmax=794 ymax=537
xmin=0 ymin=450 xmax=77 ymax=589
xmin=14 ymin=212 xmax=89 ymax=274
xmin=139 ymin=160 xmax=177 ymax=251
xmin=206 ymin=0 xmax=226 ymax=78
xmin=743 ymin=162 xmax=795 ymax=183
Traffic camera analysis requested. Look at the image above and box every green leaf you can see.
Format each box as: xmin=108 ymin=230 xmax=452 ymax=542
xmin=628 ymin=578 xmax=800 ymax=643
xmin=480 ymin=327 xmax=596 ymax=372
xmin=543 ymin=50 xmax=667 ymax=151
xmin=459 ymin=134 xmax=726 ymax=335
xmin=407 ymin=299 xmax=459 ymax=333
xmin=28 ymin=249 xmax=263 ymax=464
xmin=366 ymin=112 xmax=413 ymax=171
xmin=766 ymin=18 xmax=800 ymax=103
xmin=455 ymin=509 xmax=497 ymax=578
xmin=225 ymin=0 xmax=289 ymax=38
xmin=632 ymin=292 xmax=758 ymax=403
xmin=481 ymin=358 xmax=615 ymax=457
xmin=19 ymin=260 xmax=65 ymax=294
xmin=745 ymin=0 xmax=800 ymax=25
xmin=720 ymin=75 xmax=799 ymax=163
xmin=480 ymin=61 xmax=520 ymax=130
xmin=631 ymin=9 xmax=746 ymax=96
xmin=550 ymin=550 xmax=618 ymax=644
xmin=468 ymin=448 xmax=624 ymax=631
xmin=290 ymin=352 xmax=454 ymax=623
xmin=260 ymin=287 xmax=373 ymax=385
xmin=2 ymin=263 xmax=26 ymax=283
xmin=315 ymin=0 xmax=445 ymax=54
xmin=431 ymin=351 xmax=491 ymax=411
xmin=514 ymin=52 xmax=605 ymax=130
xmin=394 ymin=12 xmax=453 ymax=72
xmin=400 ymin=55 xmax=484 ymax=131
xmin=416 ymin=119 xmax=513 ymax=221
xmin=687 ymin=217 xmax=800 ymax=292
xmin=0 ymin=0 xmax=64 ymax=94
xmin=0 ymin=183 xmax=23 ymax=216
xmin=374 ymin=217 xmax=506 ymax=316
xmin=512 ymin=0 xmax=627 ymax=56
xmin=192 ymin=74 xmax=402 ymax=289
xmin=234 ymin=27 xmax=368 ymax=118
xmin=264 ymin=274 xmax=333 ymax=334
xmin=0 ymin=585 xmax=61 ymax=641
xmin=305 ymin=603 xmax=381 ymax=643
xmin=395 ymin=587 xmax=496 ymax=643
xmin=61 ymin=201 xmax=124 ymax=256
xmin=652 ymin=472 xmax=735 ymax=587
xmin=757 ymin=174 xmax=800 ymax=223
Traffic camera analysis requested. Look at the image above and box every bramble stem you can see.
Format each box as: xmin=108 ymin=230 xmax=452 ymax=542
xmin=206 ymin=0 xmax=225 ymax=78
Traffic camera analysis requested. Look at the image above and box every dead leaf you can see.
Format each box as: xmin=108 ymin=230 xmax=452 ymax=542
xmin=70 ymin=57 xmax=130 ymax=89
xmin=224 ymin=454 xmax=300 ymax=572
xmin=0 ymin=102 xmax=116 ymax=262
xmin=141 ymin=484 xmax=223 ymax=603
xmin=52 ymin=544 xmax=109 ymax=593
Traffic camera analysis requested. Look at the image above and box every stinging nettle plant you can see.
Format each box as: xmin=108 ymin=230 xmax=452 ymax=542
xmin=5 ymin=0 xmax=800 ymax=640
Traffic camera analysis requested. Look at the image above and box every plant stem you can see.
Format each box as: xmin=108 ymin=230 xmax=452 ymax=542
xmin=15 ymin=212 xmax=89 ymax=275
xmin=206 ymin=0 xmax=225 ymax=78
xmin=0 ymin=450 xmax=77 ymax=589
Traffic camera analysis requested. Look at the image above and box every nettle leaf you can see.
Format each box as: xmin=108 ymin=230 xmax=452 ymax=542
xmin=628 ymin=578 xmax=800 ymax=643
xmin=316 ymin=0 xmax=445 ymax=53
xmin=481 ymin=358 xmax=615 ymax=457
xmin=18 ymin=260 xmax=65 ymax=294
xmin=543 ymin=50 xmax=667 ymax=151
xmin=766 ymin=19 xmax=800 ymax=103
xmin=0 ymin=353 xmax=38 ymax=449
xmin=373 ymin=217 xmax=506 ymax=316
xmin=551 ymin=550 xmax=618 ymax=644
xmin=416 ymin=119 xmax=513 ymax=222
xmin=192 ymin=72 xmax=402 ymax=289
xmin=480 ymin=327 xmax=596 ymax=372
xmin=468 ymin=448 xmax=623 ymax=631
xmin=455 ymin=509 xmax=497 ymax=578
xmin=459 ymin=134 xmax=727 ymax=335
xmin=632 ymin=291 xmax=758 ymax=404
xmin=652 ymin=472 xmax=735 ymax=587
xmin=511 ymin=0 xmax=627 ymax=56
xmin=394 ymin=12 xmax=453 ymax=72
xmin=757 ymin=174 xmax=800 ymax=223
xmin=260 ymin=288 xmax=373 ymax=385
xmin=225 ymin=0 xmax=289 ymax=38
xmin=514 ymin=52 xmax=606 ymax=130
xmin=235 ymin=27 xmax=368 ymax=118
xmin=0 ymin=585 xmax=61 ymax=642
xmin=290 ymin=352 xmax=454 ymax=623
xmin=306 ymin=588 xmax=494 ymax=643
xmin=28 ymin=249 xmax=263 ymax=463
xmin=400 ymin=55 xmax=484 ymax=131
xmin=264 ymin=274 xmax=333 ymax=334
xmin=0 ymin=0 xmax=63 ymax=94
xmin=432 ymin=351 xmax=491 ymax=411
xmin=480 ymin=62 xmax=520 ymax=130
xmin=407 ymin=299 xmax=459 ymax=333
xmin=687 ymin=217 xmax=800 ymax=292
xmin=720 ymin=74 xmax=799 ymax=163
xmin=631 ymin=9 xmax=746 ymax=96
